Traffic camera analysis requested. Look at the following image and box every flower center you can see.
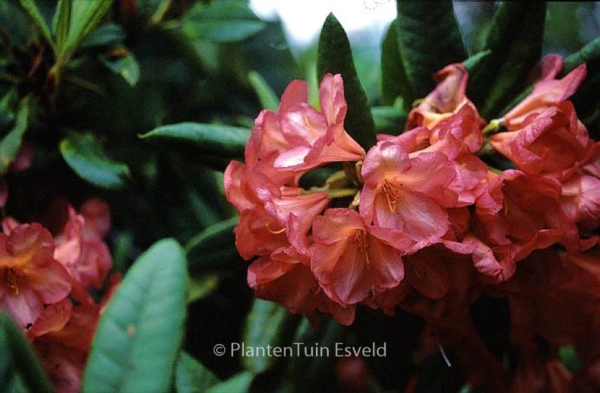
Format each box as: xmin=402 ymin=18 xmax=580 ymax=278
xmin=382 ymin=179 xmax=403 ymax=213
xmin=3 ymin=267 xmax=22 ymax=296
xmin=352 ymin=230 xmax=370 ymax=269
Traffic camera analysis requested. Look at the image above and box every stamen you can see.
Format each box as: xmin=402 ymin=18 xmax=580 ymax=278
xmin=266 ymin=224 xmax=286 ymax=234
xmin=3 ymin=267 xmax=21 ymax=296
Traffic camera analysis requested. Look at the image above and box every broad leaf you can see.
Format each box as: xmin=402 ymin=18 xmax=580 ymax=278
xmin=82 ymin=239 xmax=188 ymax=393
xmin=395 ymin=0 xmax=467 ymax=99
xmin=15 ymin=0 xmax=54 ymax=50
xmin=183 ymin=2 xmax=266 ymax=43
xmin=99 ymin=48 xmax=141 ymax=86
xmin=140 ymin=123 xmax=250 ymax=158
xmin=206 ymin=371 xmax=253 ymax=393
xmin=467 ymin=2 xmax=547 ymax=119
xmin=0 ymin=96 xmax=29 ymax=174
xmin=0 ymin=313 xmax=53 ymax=393
xmin=248 ymin=71 xmax=279 ymax=111
xmin=317 ymin=13 xmax=376 ymax=149
xmin=242 ymin=299 xmax=293 ymax=374
xmin=59 ymin=131 xmax=131 ymax=190
xmin=174 ymin=351 xmax=220 ymax=393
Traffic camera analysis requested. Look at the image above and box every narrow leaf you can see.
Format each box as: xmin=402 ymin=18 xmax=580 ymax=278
xmin=462 ymin=50 xmax=492 ymax=75
xmin=83 ymin=239 xmax=188 ymax=393
xmin=317 ymin=13 xmax=376 ymax=149
xmin=242 ymin=299 xmax=291 ymax=374
xmin=79 ymin=23 xmax=126 ymax=49
xmin=15 ymin=0 xmax=54 ymax=50
xmin=174 ymin=351 xmax=220 ymax=393
xmin=248 ymin=71 xmax=279 ymax=111
xmin=563 ymin=36 xmax=600 ymax=74
xmin=380 ymin=19 xmax=412 ymax=110
xmin=0 ymin=96 xmax=29 ymax=174
xmin=467 ymin=2 xmax=546 ymax=119
xmin=0 ymin=313 xmax=53 ymax=393
xmin=396 ymin=0 xmax=467 ymax=99
xmin=53 ymin=0 xmax=71 ymax=52
xmin=183 ymin=2 xmax=266 ymax=43
xmin=59 ymin=0 xmax=113 ymax=56
xmin=185 ymin=216 xmax=241 ymax=274
xmin=140 ymin=123 xmax=250 ymax=158
xmin=59 ymin=131 xmax=130 ymax=190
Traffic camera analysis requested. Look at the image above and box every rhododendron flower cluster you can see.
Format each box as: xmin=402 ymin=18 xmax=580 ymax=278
xmin=0 ymin=198 xmax=117 ymax=393
xmin=225 ymin=55 xmax=600 ymax=388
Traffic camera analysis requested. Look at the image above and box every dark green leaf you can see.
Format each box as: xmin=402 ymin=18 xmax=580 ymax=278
xmin=317 ymin=13 xmax=376 ymax=149
xmin=396 ymin=0 xmax=467 ymax=99
xmin=174 ymin=351 xmax=220 ymax=393
xmin=0 ymin=313 xmax=53 ymax=393
xmin=467 ymin=2 xmax=546 ymax=119
xmin=140 ymin=123 xmax=250 ymax=158
xmin=0 ymin=96 xmax=29 ymax=174
xmin=15 ymin=0 xmax=54 ymax=50
xmin=380 ymin=19 xmax=412 ymax=110
xmin=183 ymin=2 xmax=266 ymax=43
xmin=207 ymin=371 xmax=253 ymax=393
xmin=53 ymin=0 xmax=71 ymax=52
xmin=564 ymin=35 xmax=600 ymax=74
xmin=242 ymin=299 xmax=291 ymax=374
xmin=188 ymin=275 xmax=220 ymax=303
xmin=83 ymin=239 xmax=188 ymax=393
xmin=185 ymin=216 xmax=242 ymax=274
xmin=248 ymin=71 xmax=279 ymax=111
xmin=462 ymin=50 xmax=492 ymax=75
xmin=80 ymin=23 xmax=126 ymax=49
xmin=99 ymin=49 xmax=141 ymax=86
xmin=59 ymin=131 xmax=131 ymax=190
xmin=559 ymin=346 xmax=582 ymax=373
xmin=371 ymin=105 xmax=406 ymax=136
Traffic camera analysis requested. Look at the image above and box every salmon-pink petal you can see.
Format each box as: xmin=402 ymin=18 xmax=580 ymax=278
xmin=27 ymin=298 xmax=73 ymax=339
xmin=279 ymin=79 xmax=308 ymax=113
xmin=319 ymin=73 xmax=347 ymax=126
xmin=1 ymin=290 xmax=42 ymax=328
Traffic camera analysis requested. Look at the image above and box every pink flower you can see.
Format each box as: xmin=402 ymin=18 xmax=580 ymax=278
xmin=360 ymin=141 xmax=459 ymax=251
xmin=406 ymin=63 xmax=485 ymax=130
xmin=561 ymin=173 xmax=600 ymax=231
xmin=245 ymin=74 xmax=364 ymax=175
xmin=502 ymin=55 xmax=587 ymax=130
xmin=311 ymin=208 xmax=404 ymax=306
xmin=0 ymin=223 xmax=71 ymax=329
xmin=491 ymin=101 xmax=600 ymax=180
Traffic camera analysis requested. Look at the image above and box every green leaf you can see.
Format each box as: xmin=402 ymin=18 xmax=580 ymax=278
xmin=99 ymin=48 xmax=141 ymax=87
xmin=0 ymin=313 xmax=54 ymax=393
xmin=395 ymin=0 xmax=467 ymax=99
xmin=80 ymin=22 xmax=126 ymax=49
xmin=559 ymin=346 xmax=582 ymax=373
xmin=55 ymin=0 xmax=113 ymax=57
xmin=564 ymin=35 xmax=600 ymax=74
xmin=380 ymin=19 xmax=412 ymax=110
xmin=467 ymin=2 xmax=547 ymax=119
xmin=371 ymin=105 xmax=406 ymax=136
xmin=15 ymin=0 xmax=55 ymax=50
xmin=317 ymin=13 xmax=376 ymax=149
xmin=248 ymin=71 xmax=279 ymax=111
xmin=83 ymin=239 xmax=188 ymax=393
xmin=206 ymin=371 xmax=253 ymax=393
xmin=183 ymin=1 xmax=266 ymax=43
xmin=185 ymin=216 xmax=242 ymax=274
xmin=188 ymin=275 xmax=220 ymax=303
xmin=242 ymin=299 xmax=292 ymax=374
xmin=174 ymin=351 xmax=220 ymax=393
xmin=462 ymin=50 xmax=492 ymax=75
xmin=59 ymin=131 xmax=131 ymax=190
xmin=0 ymin=96 xmax=29 ymax=174
xmin=140 ymin=123 xmax=250 ymax=159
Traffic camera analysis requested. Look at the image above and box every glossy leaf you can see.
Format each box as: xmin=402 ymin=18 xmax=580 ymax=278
xmin=55 ymin=0 xmax=113 ymax=57
xmin=467 ymin=2 xmax=547 ymax=119
xmin=82 ymin=239 xmax=188 ymax=393
xmin=99 ymin=48 xmax=141 ymax=87
xmin=0 ymin=96 xmax=29 ymax=174
xmin=380 ymin=19 xmax=412 ymax=110
xmin=317 ymin=13 xmax=376 ymax=149
xmin=140 ymin=123 xmax=250 ymax=158
xmin=15 ymin=0 xmax=54 ymax=50
xmin=185 ymin=216 xmax=242 ymax=274
xmin=242 ymin=299 xmax=291 ymax=374
xmin=396 ymin=0 xmax=467 ymax=99
xmin=174 ymin=351 xmax=220 ymax=393
xmin=206 ymin=371 xmax=253 ymax=393
xmin=59 ymin=131 xmax=131 ymax=190
xmin=183 ymin=2 xmax=266 ymax=43
xmin=248 ymin=71 xmax=279 ymax=111
xmin=0 ymin=313 xmax=53 ymax=393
